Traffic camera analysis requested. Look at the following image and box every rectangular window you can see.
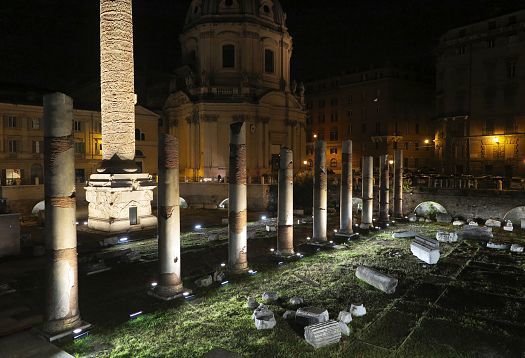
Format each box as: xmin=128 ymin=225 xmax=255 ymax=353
xmin=506 ymin=61 xmax=517 ymax=79
xmin=222 ymin=44 xmax=235 ymax=68
xmin=329 ymin=147 xmax=337 ymax=155
xmin=6 ymin=169 xmax=21 ymax=185
xmin=32 ymin=140 xmax=40 ymax=154
xmin=329 ymin=129 xmax=338 ymax=141
xmin=404 ymin=142 xmax=409 ymax=150
xmin=415 ymin=142 xmax=419 ymax=151
xmin=6 ymin=116 xmax=17 ymax=128
xmin=457 ymin=46 xmax=466 ymax=55
xmin=74 ymin=121 xmax=82 ymax=132
xmin=361 ymin=123 xmax=367 ymax=134
xmin=75 ymin=141 xmax=85 ymax=154
xmin=318 ymin=100 xmax=325 ymax=108
xmin=347 ymin=96 xmax=352 ymax=104
xmin=31 ymin=118 xmax=40 ymax=129
xmin=487 ymin=39 xmax=496 ymax=48
xmin=8 ymin=139 xmax=19 ymax=153
xmin=318 ymin=113 xmax=325 ymax=123
xmin=264 ymin=49 xmax=274 ymax=73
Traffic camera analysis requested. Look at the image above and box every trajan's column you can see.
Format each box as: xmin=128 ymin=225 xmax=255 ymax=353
xmin=85 ymin=0 xmax=156 ymax=231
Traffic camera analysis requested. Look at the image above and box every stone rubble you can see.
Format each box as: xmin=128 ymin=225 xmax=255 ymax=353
xmin=349 ymin=303 xmax=366 ymax=317
xmin=289 ymin=297 xmax=304 ymax=305
xmin=283 ymin=310 xmax=296 ymax=320
xmin=503 ymin=220 xmax=514 ymax=232
xmin=295 ymin=307 xmax=329 ymax=326
xmin=452 ymin=220 xmax=465 ymax=226
xmin=487 ymin=242 xmax=509 ymax=250
xmin=338 ymin=321 xmax=351 ymax=336
xmin=252 ymin=305 xmax=276 ymax=330
xmin=261 ymin=292 xmax=279 ymax=302
xmin=468 ymin=221 xmax=479 ymax=226
xmin=411 ymin=236 xmax=440 ymax=265
xmin=392 ymin=231 xmax=417 ymax=239
xmin=510 ymin=244 xmax=524 ymax=253
xmin=337 ymin=311 xmax=352 ymax=324
xmin=246 ymin=297 xmax=259 ymax=310
xmin=435 ymin=231 xmax=458 ymax=243
xmin=304 ymin=320 xmax=342 ymax=349
xmin=484 ymin=219 xmax=501 ymax=227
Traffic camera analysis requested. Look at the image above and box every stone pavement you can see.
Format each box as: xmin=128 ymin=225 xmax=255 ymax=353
xmin=0 ymin=331 xmax=73 ymax=358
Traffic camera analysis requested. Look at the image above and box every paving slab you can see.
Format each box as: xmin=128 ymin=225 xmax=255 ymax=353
xmin=0 ymin=331 xmax=73 ymax=357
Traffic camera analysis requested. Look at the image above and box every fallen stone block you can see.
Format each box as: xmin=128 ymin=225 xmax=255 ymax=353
xmin=195 ymin=275 xmax=213 ymax=288
xmin=436 ymin=231 xmax=458 ymax=243
xmin=207 ymin=234 xmax=219 ymax=241
xmin=468 ymin=221 xmax=479 ymax=226
xmin=458 ymin=225 xmax=493 ymax=241
xmin=289 ymin=297 xmax=304 ymax=305
xmin=510 ymin=244 xmax=524 ymax=253
xmin=411 ymin=236 xmax=440 ymax=265
xmin=355 ymin=266 xmax=398 ymax=294
xmin=252 ymin=305 xmax=276 ymax=330
xmin=436 ymin=213 xmax=452 ymax=223
xmin=265 ymin=225 xmax=277 ymax=232
xmin=283 ymin=310 xmax=296 ymax=320
xmin=503 ymin=221 xmax=514 ymax=232
xmin=262 ymin=292 xmax=278 ymax=302
xmin=452 ymin=220 xmax=465 ymax=226
xmin=487 ymin=242 xmax=509 ymax=250
xmin=338 ymin=321 xmax=351 ymax=336
xmin=485 ymin=219 xmax=501 ymax=227
xmin=304 ymin=320 xmax=342 ymax=349
xmin=337 ymin=311 xmax=352 ymax=324
xmin=392 ymin=231 xmax=417 ymax=239
xmin=295 ymin=307 xmax=329 ymax=326
xmin=246 ymin=297 xmax=259 ymax=310
xmin=349 ymin=303 xmax=366 ymax=317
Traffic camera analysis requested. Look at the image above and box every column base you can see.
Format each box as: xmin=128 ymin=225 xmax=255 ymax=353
xmin=39 ymin=319 xmax=91 ymax=342
xmin=359 ymin=223 xmax=373 ymax=230
xmin=228 ymin=263 xmax=249 ymax=274
xmin=335 ymin=231 xmax=357 ymax=239
xmin=148 ymin=286 xmax=191 ymax=301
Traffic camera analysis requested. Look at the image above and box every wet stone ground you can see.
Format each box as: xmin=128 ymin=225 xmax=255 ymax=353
xmin=1 ymin=210 xmax=525 ymax=357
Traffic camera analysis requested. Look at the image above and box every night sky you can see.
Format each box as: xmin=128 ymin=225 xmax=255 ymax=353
xmin=0 ymin=0 xmax=523 ymax=94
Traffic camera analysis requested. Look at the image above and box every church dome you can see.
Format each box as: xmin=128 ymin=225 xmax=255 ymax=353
xmin=185 ymin=0 xmax=287 ymax=30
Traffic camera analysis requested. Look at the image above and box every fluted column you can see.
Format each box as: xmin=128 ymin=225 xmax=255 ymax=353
xmin=340 ymin=140 xmax=353 ymax=233
xmin=277 ymin=147 xmax=294 ymax=254
xmin=228 ymin=122 xmax=248 ymax=272
xmin=360 ymin=156 xmax=373 ymax=229
xmin=379 ymin=154 xmax=390 ymax=224
xmin=313 ymin=140 xmax=327 ymax=241
xmin=42 ymin=93 xmax=81 ymax=334
xmin=393 ymin=149 xmax=404 ymax=218
xmin=154 ymin=134 xmax=184 ymax=298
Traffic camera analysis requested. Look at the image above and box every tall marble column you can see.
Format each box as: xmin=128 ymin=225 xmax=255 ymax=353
xmin=154 ymin=134 xmax=184 ymax=298
xmin=42 ymin=93 xmax=81 ymax=334
xmin=339 ymin=140 xmax=353 ymax=234
xmin=393 ymin=149 xmax=404 ymax=218
xmin=277 ymin=147 xmax=294 ymax=255
xmin=379 ymin=154 xmax=390 ymax=224
xmin=313 ymin=140 xmax=327 ymax=241
xmin=360 ymin=156 xmax=374 ymax=229
xmin=228 ymin=122 xmax=248 ymax=272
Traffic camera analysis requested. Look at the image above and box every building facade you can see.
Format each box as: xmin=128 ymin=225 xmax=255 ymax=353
xmin=0 ymin=102 xmax=159 ymax=186
xmin=305 ymin=67 xmax=434 ymax=174
xmin=164 ymin=0 xmax=307 ymax=181
xmin=435 ymin=10 xmax=525 ymax=176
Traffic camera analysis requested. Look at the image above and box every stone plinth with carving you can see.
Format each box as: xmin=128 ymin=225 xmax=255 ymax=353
xmin=86 ymin=174 xmax=157 ymax=232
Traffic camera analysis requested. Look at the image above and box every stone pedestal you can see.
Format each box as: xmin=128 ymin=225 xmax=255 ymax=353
xmin=86 ymin=173 xmax=157 ymax=232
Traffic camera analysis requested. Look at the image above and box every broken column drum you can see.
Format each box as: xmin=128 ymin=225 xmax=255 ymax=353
xmin=228 ymin=122 xmax=248 ymax=272
xmin=277 ymin=147 xmax=294 ymax=255
xmin=155 ymin=134 xmax=184 ymax=296
xmin=313 ymin=140 xmax=327 ymax=241
xmin=360 ymin=156 xmax=373 ymax=229
xmin=393 ymin=149 xmax=403 ymax=218
xmin=42 ymin=93 xmax=81 ymax=334
xmin=379 ymin=154 xmax=389 ymax=224
xmin=340 ymin=140 xmax=353 ymax=233
xmin=355 ymin=266 xmax=398 ymax=294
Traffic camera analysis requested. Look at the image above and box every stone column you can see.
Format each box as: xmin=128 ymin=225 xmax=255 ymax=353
xmin=379 ymin=154 xmax=390 ymax=224
xmin=313 ymin=140 xmax=327 ymax=241
xmin=100 ymin=0 xmax=136 ymax=169
xmin=228 ymin=122 xmax=248 ymax=272
xmin=360 ymin=156 xmax=373 ymax=229
xmin=339 ymin=140 xmax=353 ymax=234
xmin=154 ymin=134 xmax=184 ymax=298
xmin=42 ymin=93 xmax=81 ymax=334
xmin=277 ymin=147 xmax=294 ymax=255
xmin=393 ymin=149 xmax=403 ymax=218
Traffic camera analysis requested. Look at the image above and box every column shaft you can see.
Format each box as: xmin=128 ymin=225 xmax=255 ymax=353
xmin=313 ymin=140 xmax=327 ymax=241
xmin=393 ymin=149 xmax=404 ymax=217
xmin=277 ymin=147 xmax=294 ymax=254
xmin=43 ymin=93 xmax=80 ymax=334
xmin=228 ymin=122 xmax=248 ymax=272
xmin=156 ymin=134 xmax=183 ymax=296
xmin=340 ymin=140 xmax=353 ymax=233
xmin=379 ymin=154 xmax=390 ymax=224
xmin=361 ymin=156 xmax=374 ymax=229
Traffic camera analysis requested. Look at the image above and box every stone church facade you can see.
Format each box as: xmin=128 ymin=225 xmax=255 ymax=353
xmin=164 ymin=0 xmax=307 ymax=181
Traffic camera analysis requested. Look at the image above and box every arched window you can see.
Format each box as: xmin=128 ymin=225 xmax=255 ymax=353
xmin=222 ymin=44 xmax=235 ymax=68
xmin=264 ymin=49 xmax=275 ymax=73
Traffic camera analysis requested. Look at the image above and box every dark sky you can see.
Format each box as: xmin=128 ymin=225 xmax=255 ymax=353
xmin=0 ymin=0 xmax=523 ymax=92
